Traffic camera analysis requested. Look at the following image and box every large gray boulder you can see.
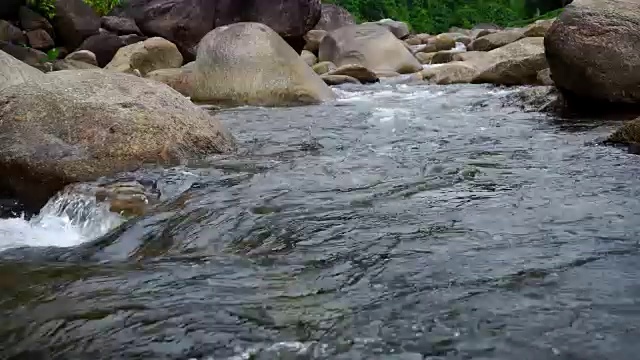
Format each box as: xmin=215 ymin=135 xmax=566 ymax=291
xmin=0 ymin=50 xmax=45 ymax=91
xmin=0 ymin=69 xmax=235 ymax=209
xmin=53 ymin=0 xmax=101 ymax=49
xmin=319 ymin=23 xmax=422 ymax=74
xmin=147 ymin=22 xmax=335 ymax=107
xmin=545 ymin=0 xmax=640 ymax=104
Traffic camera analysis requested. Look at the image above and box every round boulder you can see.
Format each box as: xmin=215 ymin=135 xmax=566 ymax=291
xmin=0 ymin=69 xmax=235 ymax=210
xmin=105 ymin=37 xmax=183 ymax=76
xmin=545 ymin=0 xmax=640 ymax=104
xmin=78 ymin=32 xmax=126 ymax=67
xmin=319 ymin=23 xmax=422 ymax=74
xmin=157 ymin=22 xmax=335 ymax=107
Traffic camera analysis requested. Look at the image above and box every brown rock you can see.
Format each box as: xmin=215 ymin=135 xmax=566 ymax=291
xmin=0 ymin=69 xmax=235 ymax=209
xmin=0 ymin=20 xmax=27 ymax=45
xmin=524 ymin=19 xmax=555 ymax=37
xmin=537 ymin=68 xmax=553 ymax=86
xmin=321 ymin=74 xmax=361 ymax=85
xmin=415 ymin=52 xmax=436 ymax=64
xmin=327 ymin=64 xmax=378 ymax=83
xmin=469 ymin=29 xmax=524 ymax=51
xmin=421 ymin=62 xmax=478 ymax=85
xmin=53 ymin=0 xmax=101 ymax=49
xmin=26 ymin=29 xmax=55 ymax=50
xmin=19 ymin=6 xmax=54 ymax=35
xmin=66 ymin=49 xmax=98 ymax=66
xmin=0 ymin=40 xmax=49 ymax=71
xmin=78 ymin=32 xmax=126 ymax=67
xmin=312 ymin=60 xmax=336 ymax=75
xmin=112 ymin=0 xmax=322 ymax=59
xmin=303 ymin=29 xmax=327 ymax=53
xmin=544 ymin=0 xmax=640 ymax=104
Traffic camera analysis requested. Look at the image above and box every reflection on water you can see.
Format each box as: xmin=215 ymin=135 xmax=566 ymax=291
xmin=1 ymin=84 xmax=640 ymax=360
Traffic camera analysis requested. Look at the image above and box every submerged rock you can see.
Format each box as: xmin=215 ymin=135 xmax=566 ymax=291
xmin=319 ymin=23 xmax=422 ymax=74
xmin=606 ymin=118 xmax=640 ymax=149
xmin=0 ymin=69 xmax=235 ymax=210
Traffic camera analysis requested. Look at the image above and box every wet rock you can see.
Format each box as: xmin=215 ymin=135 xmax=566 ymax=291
xmin=0 ymin=69 xmax=235 ymax=210
xmin=105 ymin=37 xmax=182 ymax=76
xmin=19 ymin=6 xmax=54 ymax=36
xmin=26 ymin=29 xmax=55 ymax=50
xmin=0 ymin=49 xmax=45 ymax=91
xmin=111 ymin=0 xmax=322 ymax=59
xmin=0 ymin=40 xmax=49 ymax=71
xmin=53 ymin=0 xmax=101 ymax=49
xmin=119 ymin=33 xmax=147 ymax=45
xmin=312 ymin=60 xmax=336 ymax=75
xmin=321 ymin=74 xmax=361 ymax=85
xmin=606 ymin=118 xmax=640 ymax=147
xmin=469 ymin=29 xmax=524 ymax=51
xmin=433 ymin=33 xmax=456 ymax=51
xmin=472 ymin=52 xmax=547 ymax=85
xmin=537 ymin=68 xmax=553 ymax=86
xmin=524 ymin=18 xmax=555 ymax=37
xmin=303 ymin=29 xmax=327 ymax=54
xmin=421 ymin=62 xmax=478 ymax=85
xmin=327 ymin=64 xmax=378 ymax=84
xmin=415 ymin=52 xmax=436 ymax=64
xmin=0 ymin=20 xmax=27 ymax=45
xmin=545 ymin=0 xmax=640 ymax=104
xmin=78 ymin=32 xmax=126 ymax=67
xmin=319 ymin=23 xmax=422 ymax=75
xmin=101 ymin=16 xmax=141 ymax=35
xmin=431 ymin=49 xmax=465 ymax=64
xmin=66 ymin=49 xmax=98 ymax=66
xmin=503 ymin=85 xmax=561 ymax=112
xmin=301 ymin=49 xmax=317 ymax=66
xmin=64 ymin=180 xmax=161 ymax=217
xmin=314 ymin=3 xmax=355 ymax=32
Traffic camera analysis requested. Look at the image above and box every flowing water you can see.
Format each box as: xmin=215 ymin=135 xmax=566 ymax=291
xmin=1 ymin=83 xmax=640 ymax=360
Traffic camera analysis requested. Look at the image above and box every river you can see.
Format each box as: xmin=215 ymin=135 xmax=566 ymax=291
xmin=1 ymin=83 xmax=640 ymax=360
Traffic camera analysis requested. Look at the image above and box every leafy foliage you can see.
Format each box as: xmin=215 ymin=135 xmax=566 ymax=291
xmin=323 ymin=0 xmax=568 ymax=33
xmin=26 ymin=0 xmax=56 ymax=19
xmin=83 ymin=0 xmax=121 ymax=16
xmin=26 ymin=0 xmax=121 ymax=18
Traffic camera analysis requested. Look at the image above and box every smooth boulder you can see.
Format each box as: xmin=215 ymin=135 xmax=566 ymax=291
xmin=327 ymin=64 xmax=378 ymax=84
xmin=66 ymin=49 xmax=98 ymax=66
xmin=53 ymin=0 xmax=101 ymax=49
xmin=0 ymin=50 xmax=45 ymax=91
xmin=0 ymin=69 xmax=235 ymax=210
xmin=469 ymin=29 xmax=524 ymax=51
xmin=303 ymin=29 xmax=327 ymax=53
xmin=105 ymin=37 xmax=183 ymax=76
xmin=314 ymin=3 xmax=355 ymax=32
xmin=153 ymin=22 xmax=335 ymax=107
xmin=373 ymin=19 xmax=410 ymax=40
xmin=101 ymin=16 xmax=142 ymax=35
xmin=319 ymin=23 xmax=422 ymax=74
xmin=545 ymin=0 xmax=640 ymax=104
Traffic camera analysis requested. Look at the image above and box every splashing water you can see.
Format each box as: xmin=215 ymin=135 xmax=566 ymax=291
xmin=0 ymin=192 xmax=124 ymax=252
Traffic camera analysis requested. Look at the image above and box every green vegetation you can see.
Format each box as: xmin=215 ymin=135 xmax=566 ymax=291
xmin=26 ymin=0 xmax=121 ymax=18
xmin=324 ymin=0 xmax=568 ymax=34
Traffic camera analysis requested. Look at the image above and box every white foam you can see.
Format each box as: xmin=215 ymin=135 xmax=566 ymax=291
xmin=0 ymin=192 xmax=124 ymax=253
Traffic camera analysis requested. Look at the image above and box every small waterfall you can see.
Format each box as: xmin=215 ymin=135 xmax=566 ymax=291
xmin=0 ymin=191 xmax=124 ymax=253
